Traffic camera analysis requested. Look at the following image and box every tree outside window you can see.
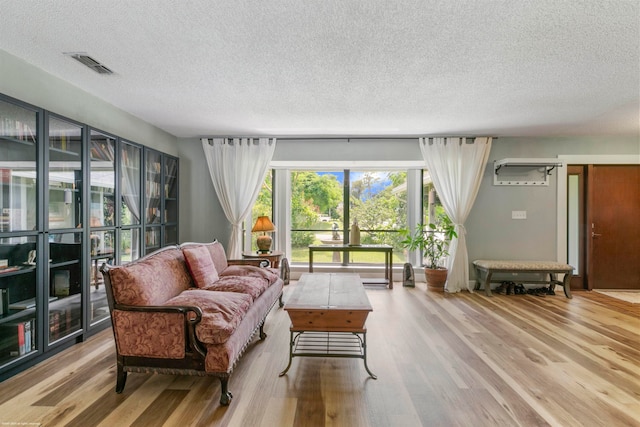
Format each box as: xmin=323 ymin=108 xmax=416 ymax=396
xmin=288 ymin=170 xmax=408 ymax=264
xmin=250 ymin=169 xmax=443 ymax=265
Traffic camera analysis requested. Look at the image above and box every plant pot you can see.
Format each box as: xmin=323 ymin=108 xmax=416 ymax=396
xmin=424 ymin=268 xmax=448 ymax=292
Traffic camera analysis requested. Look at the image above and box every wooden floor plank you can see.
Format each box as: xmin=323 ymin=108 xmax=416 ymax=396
xmin=0 ymin=284 xmax=638 ymax=427
xmin=259 ymin=397 xmax=297 ymax=427
xmin=130 ymin=389 xmax=189 ymax=427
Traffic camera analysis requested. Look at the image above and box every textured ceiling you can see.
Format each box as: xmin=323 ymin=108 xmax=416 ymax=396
xmin=0 ymin=0 xmax=638 ymax=138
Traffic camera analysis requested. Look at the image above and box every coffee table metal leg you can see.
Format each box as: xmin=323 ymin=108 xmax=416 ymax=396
xmin=362 ymin=332 xmax=377 ymax=379
xmin=279 ymin=331 xmax=295 ymax=377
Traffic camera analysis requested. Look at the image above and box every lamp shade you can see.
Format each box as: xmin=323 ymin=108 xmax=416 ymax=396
xmin=251 ymin=216 xmax=275 ymax=233
xmin=252 ymin=216 xmax=275 ymax=253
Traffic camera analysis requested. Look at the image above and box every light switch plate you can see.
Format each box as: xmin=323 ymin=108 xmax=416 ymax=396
xmin=512 ymin=210 xmax=527 ymax=219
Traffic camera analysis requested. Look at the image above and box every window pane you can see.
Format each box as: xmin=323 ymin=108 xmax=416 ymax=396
xmin=250 ymin=170 xmax=273 ymax=253
xmin=120 ymin=142 xmax=141 ymax=226
xmin=89 ymin=131 xmax=116 ymax=227
xmin=120 ymin=228 xmax=141 ymax=264
xmin=145 ymin=151 xmax=161 ymax=224
xmin=0 ymin=236 xmax=38 ymax=360
xmin=288 ymin=170 xmax=409 ymax=264
xmin=349 ymin=171 xmax=407 ymax=264
xmin=49 ymin=232 xmax=82 ymax=342
xmin=164 ymin=225 xmax=177 ymax=246
xmin=0 ymin=99 xmax=37 ymax=232
xmin=349 ymin=170 xmax=406 ymax=233
xmin=164 ymin=156 xmax=178 ymax=224
xmin=145 ymin=226 xmax=161 ymax=253
xmin=48 ymin=117 xmax=82 ymax=230
xmin=422 ymin=170 xmax=445 ymax=225
xmin=90 ymin=229 xmax=114 ymax=325
xmin=290 ymin=171 xmax=343 ymax=262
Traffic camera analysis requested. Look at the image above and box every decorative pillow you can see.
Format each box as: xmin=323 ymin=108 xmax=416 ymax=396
xmin=205 ymin=241 xmax=229 ymax=274
xmin=108 ymin=248 xmax=192 ymax=305
xmin=182 ymin=245 xmax=219 ymax=288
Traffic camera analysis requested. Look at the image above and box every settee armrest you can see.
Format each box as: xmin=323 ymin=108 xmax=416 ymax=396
xmin=227 ymin=259 xmax=264 ymax=267
xmin=112 ymin=303 xmax=207 ymax=358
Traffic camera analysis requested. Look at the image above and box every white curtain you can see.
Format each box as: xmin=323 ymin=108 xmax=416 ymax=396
xmin=201 ymin=138 xmax=276 ymax=258
xmin=419 ymin=137 xmax=492 ymax=293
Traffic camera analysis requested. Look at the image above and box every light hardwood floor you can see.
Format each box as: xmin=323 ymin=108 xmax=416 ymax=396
xmin=0 ymin=282 xmax=638 ymax=427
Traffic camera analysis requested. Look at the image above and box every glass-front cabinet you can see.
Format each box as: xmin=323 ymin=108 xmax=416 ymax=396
xmin=0 ymin=98 xmax=39 ymax=366
xmin=48 ymin=232 xmax=82 ymax=342
xmin=89 ymin=130 xmax=116 ymax=326
xmin=164 ymin=156 xmax=178 ymax=246
xmin=144 ymin=149 xmax=178 ymax=253
xmin=47 ymin=116 xmax=84 ymax=344
xmin=145 ymin=149 xmax=162 ymax=253
xmin=120 ymin=141 xmax=142 ymax=264
xmin=0 ymin=99 xmax=38 ymax=233
xmin=0 ymin=236 xmax=38 ymax=365
xmin=0 ymin=93 xmax=178 ymax=380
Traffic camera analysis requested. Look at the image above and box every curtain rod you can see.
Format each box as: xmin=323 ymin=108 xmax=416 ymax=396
xmin=201 ymin=136 xmax=496 ymax=141
xmin=279 ymin=137 xmax=497 ymax=142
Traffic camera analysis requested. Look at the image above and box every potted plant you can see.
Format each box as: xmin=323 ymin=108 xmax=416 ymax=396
xmin=400 ymin=215 xmax=457 ymax=291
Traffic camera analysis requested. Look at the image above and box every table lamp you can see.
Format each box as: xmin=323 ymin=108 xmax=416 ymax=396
xmin=252 ymin=216 xmax=276 ymax=253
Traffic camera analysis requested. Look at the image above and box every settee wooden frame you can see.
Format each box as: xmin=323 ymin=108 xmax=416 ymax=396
xmin=100 ymin=247 xmax=285 ymax=406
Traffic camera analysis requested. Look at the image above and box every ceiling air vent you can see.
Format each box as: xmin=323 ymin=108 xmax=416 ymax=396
xmin=64 ymin=52 xmax=114 ymax=75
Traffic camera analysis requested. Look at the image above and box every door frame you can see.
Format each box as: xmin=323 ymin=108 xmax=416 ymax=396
xmin=566 ymin=165 xmax=586 ymax=289
xmin=556 ymin=155 xmax=640 ymax=282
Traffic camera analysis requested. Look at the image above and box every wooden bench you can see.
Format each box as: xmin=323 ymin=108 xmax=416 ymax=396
xmin=473 ymin=260 xmax=573 ymax=298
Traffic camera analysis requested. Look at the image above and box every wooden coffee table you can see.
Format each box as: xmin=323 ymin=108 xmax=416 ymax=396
xmin=279 ymin=273 xmax=376 ymax=379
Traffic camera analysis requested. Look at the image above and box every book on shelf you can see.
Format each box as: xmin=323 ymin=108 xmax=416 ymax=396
xmin=50 ymin=306 xmax=78 ymax=339
xmin=1 ymin=119 xmax=36 ymax=144
xmin=49 ymin=310 xmax=59 ymax=341
xmin=0 ymin=319 xmax=35 ymax=357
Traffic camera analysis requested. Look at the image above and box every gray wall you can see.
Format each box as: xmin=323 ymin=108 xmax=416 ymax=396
xmin=273 ymin=138 xmax=422 ymax=162
xmin=178 ymin=138 xmax=229 ymax=244
xmin=177 ymin=137 xmax=425 ymax=244
xmin=180 ymin=136 xmax=639 ymax=279
xmin=467 ymin=137 xmax=639 ymax=267
xmin=0 ymin=49 xmax=177 ymax=155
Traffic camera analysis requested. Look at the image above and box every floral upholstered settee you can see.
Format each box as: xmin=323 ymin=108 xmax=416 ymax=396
xmin=100 ymin=240 xmax=286 ymax=406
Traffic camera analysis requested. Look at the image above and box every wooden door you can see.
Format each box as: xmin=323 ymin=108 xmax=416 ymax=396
xmin=587 ymin=165 xmax=640 ymax=289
